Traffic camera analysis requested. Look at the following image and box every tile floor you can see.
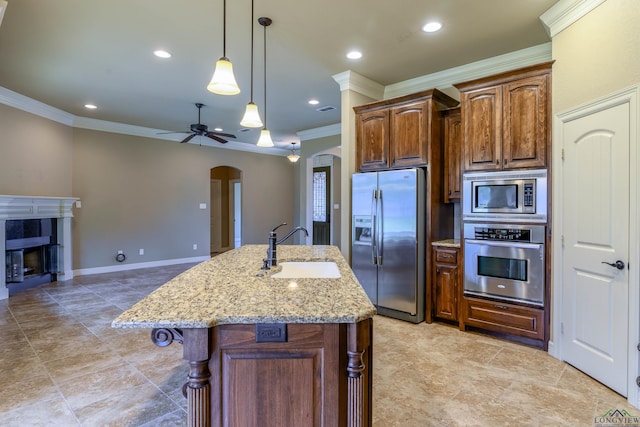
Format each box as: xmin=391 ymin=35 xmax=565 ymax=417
xmin=0 ymin=264 xmax=635 ymax=426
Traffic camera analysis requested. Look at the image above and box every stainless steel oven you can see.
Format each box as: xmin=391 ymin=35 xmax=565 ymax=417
xmin=463 ymin=223 xmax=545 ymax=306
xmin=462 ymin=169 xmax=547 ymax=223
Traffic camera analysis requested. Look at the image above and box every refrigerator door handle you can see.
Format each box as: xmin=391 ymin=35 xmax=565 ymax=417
xmin=377 ymin=189 xmax=383 ymax=265
xmin=371 ymin=189 xmax=377 ymax=265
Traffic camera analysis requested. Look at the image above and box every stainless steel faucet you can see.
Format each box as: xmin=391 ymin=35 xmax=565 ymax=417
xmin=263 ymin=223 xmax=309 ymax=269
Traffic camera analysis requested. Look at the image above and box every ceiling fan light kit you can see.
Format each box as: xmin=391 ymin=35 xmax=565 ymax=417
xmin=207 ymin=0 xmax=240 ymax=95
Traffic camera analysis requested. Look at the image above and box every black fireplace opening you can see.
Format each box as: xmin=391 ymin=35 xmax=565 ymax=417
xmin=5 ymin=218 xmax=60 ymax=295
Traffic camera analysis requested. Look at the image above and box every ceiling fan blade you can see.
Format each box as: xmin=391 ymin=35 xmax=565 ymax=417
xmin=157 ymin=131 xmax=189 ymax=135
xmin=208 ymin=131 xmax=236 ymax=139
xmin=207 ymin=134 xmax=228 ymax=144
xmin=181 ymin=133 xmax=197 ymax=143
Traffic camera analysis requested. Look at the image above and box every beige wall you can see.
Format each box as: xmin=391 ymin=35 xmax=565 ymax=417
xmin=0 ymin=104 xmax=73 ymax=196
xmin=552 ymin=0 xmax=640 ymax=113
xmin=0 ymin=103 xmax=295 ymax=271
xmin=71 ymin=128 xmax=294 ymax=269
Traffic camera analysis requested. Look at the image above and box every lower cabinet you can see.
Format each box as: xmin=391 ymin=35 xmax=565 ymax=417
xmin=432 ymin=246 xmax=459 ymax=322
xmin=459 ymin=296 xmax=544 ymax=341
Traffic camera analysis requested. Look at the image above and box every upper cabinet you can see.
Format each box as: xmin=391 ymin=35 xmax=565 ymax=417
xmin=454 ymin=62 xmax=553 ymax=172
xmin=354 ymin=89 xmax=458 ymax=172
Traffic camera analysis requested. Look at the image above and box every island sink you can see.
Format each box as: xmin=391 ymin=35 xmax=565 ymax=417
xmin=271 ymin=261 xmax=341 ymax=278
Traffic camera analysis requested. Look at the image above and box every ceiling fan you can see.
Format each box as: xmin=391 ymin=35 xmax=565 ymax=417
xmin=159 ymin=103 xmax=236 ymax=144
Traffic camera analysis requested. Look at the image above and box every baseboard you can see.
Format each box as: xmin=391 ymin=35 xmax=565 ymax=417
xmin=72 ymin=256 xmax=210 ymax=277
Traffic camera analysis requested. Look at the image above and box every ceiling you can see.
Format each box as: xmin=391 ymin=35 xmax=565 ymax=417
xmin=0 ymin=0 xmax=557 ymax=152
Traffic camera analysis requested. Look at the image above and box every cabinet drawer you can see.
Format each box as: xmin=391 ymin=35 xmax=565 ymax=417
xmin=435 ymin=249 xmax=457 ymax=264
xmin=462 ymin=297 xmax=543 ymax=340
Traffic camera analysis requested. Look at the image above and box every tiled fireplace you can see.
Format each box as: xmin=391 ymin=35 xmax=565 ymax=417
xmin=0 ymin=195 xmax=77 ymax=300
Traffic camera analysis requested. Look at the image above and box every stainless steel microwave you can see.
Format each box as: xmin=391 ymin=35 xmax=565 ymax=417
xmin=462 ymin=169 xmax=547 ymax=223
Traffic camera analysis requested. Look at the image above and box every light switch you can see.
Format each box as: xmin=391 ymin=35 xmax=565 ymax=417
xmin=76 ymin=200 xmax=82 ymax=208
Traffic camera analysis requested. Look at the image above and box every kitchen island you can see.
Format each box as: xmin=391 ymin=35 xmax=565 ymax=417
xmin=113 ymin=245 xmax=376 ymax=427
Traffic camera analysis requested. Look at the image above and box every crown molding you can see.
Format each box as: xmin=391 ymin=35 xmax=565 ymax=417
xmin=540 ymin=0 xmax=607 ymax=37
xmin=297 ymin=123 xmax=341 ymax=141
xmin=332 ymin=70 xmax=384 ymax=100
xmin=384 ymin=43 xmax=552 ymax=99
xmin=0 ymin=86 xmax=75 ymax=126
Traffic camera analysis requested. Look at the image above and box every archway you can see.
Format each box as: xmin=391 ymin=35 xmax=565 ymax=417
xmin=210 ymin=166 xmax=242 ymax=255
xmin=305 ymin=147 xmax=342 ymax=248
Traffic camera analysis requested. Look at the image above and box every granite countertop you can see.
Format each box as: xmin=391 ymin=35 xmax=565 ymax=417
xmin=432 ymin=239 xmax=461 ymax=248
xmin=112 ymin=245 xmax=376 ymax=329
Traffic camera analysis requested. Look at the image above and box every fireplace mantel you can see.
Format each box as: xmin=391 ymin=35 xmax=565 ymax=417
xmin=0 ymin=195 xmax=78 ymax=300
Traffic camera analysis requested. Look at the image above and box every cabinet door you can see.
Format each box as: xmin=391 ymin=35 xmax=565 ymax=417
xmin=462 ymin=86 xmax=502 ymax=171
xmin=356 ymin=108 xmax=390 ymax=171
xmin=443 ymin=109 xmax=461 ymax=202
xmin=502 ymin=75 xmax=548 ymax=169
xmin=389 ymin=101 xmax=428 ymax=169
xmin=434 ymin=262 xmax=459 ymax=321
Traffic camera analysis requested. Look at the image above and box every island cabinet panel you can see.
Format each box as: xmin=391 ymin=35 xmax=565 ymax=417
xmin=443 ymin=108 xmax=462 ymax=202
xmin=354 ymin=89 xmax=458 ymax=172
xmin=455 ymin=61 xmax=552 ymax=172
xmin=205 ymin=321 xmax=372 ymax=427
xmin=356 ymin=108 xmax=390 ymax=171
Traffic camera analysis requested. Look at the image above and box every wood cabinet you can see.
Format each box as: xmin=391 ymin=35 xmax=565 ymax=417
xmin=443 ymin=108 xmax=461 ymax=202
xmin=432 ymin=245 xmax=460 ymax=322
xmin=355 ymin=89 xmax=458 ymax=172
xmin=459 ymin=296 xmax=544 ymax=343
xmin=454 ymin=62 xmax=552 ymax=172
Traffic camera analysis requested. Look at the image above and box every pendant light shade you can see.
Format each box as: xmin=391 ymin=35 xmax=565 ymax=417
xmin=207 ymin=57 xmax=240 ymax=95
xmin=240 ymin=102 xmax=263 ymax=127
xmin=240 ymin=0 xmax=263 ymax=127
xmin=207 ymin=0 xmax=240 ymax=95
xmin=287 ymin=143 xmax=300 ymax=162
xmin=256 ymin=17 xmax=273 ymax=147
xmin=257 ymin=128 xmax=274 ymax=147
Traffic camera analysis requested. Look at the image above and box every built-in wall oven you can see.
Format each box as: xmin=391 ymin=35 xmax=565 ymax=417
xmin=463 ymin=223 xmax=545 ymax=306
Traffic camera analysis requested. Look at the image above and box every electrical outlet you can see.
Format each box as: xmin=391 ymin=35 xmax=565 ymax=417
xmin=193 ymin=244 xmax=198 ymax=250
xmin=139 ymin=248 xmax=144 ymax=255
xmin=75 ymin=200 xmax=82 ymax=208
xmin=199 ymin=203 xmax=207 ymax=209
xmin=117 ymin=250 xmax=123 ymax=254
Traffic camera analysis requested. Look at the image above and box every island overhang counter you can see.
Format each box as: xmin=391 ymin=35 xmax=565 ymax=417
xmin=112 ymin=245 xmax=376 ymax=427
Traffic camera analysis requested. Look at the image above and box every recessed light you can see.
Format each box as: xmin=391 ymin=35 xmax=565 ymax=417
xmin=346 ymin=50 xmax=362 ymax=60
xmin=153 ymin=50 xmax=172 ymax=58
xmin=84 ymin=104 xmax=97 ymax=109
xmin=308 ymin=99 xmax=319 ymax=105
xmin=422 ymin=22 xmax=442 ymax=33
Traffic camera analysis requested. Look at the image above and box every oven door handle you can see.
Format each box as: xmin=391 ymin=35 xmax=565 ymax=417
xmin=464 ymin=239 xmax=544 ymax=250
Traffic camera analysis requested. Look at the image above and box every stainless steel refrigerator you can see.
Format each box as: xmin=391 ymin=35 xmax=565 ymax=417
xmin=351 ymin=168 xmax=425 ymax=323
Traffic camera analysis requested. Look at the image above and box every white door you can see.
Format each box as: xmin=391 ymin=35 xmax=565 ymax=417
xmin=561 ymin=101 xmax=630 ymax=396
xmin=210 ymin=179 xmax=222 ymax=253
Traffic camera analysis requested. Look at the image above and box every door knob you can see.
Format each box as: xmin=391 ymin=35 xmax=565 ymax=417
xmin=602 ymin=260 xmax=625 ymax=270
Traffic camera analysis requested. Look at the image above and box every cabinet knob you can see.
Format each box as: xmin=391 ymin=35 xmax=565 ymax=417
xmin=436 ymin=268 xmax=440 ymax=274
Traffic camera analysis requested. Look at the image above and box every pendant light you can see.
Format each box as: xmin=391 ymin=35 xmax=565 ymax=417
xmin=207 ymin=0 xmax=241 ymax=95
xmin=256 ymin=17 xmax=274 ymax=147
xmin=240 ymin=0 xmax=263 ymax=128
xmin=287 ymin=143 xmax=300 ymax=163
